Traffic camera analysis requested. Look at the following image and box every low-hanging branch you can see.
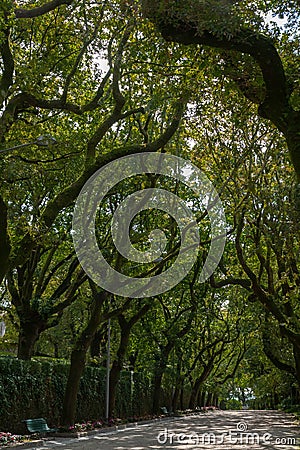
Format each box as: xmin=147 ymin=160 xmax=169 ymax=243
xmin=142 ymin=0 xmax=300 ymax=181
xmin=14 ymin=0 xmax=74 ymax=19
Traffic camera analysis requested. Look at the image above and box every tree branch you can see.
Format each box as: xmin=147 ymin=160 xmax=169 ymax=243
xmin=0 ymin=28 xmax=14 ymax=106
xmin=262 ymin=328 xmax=296 ymax=377
xmin=85 ymin=27 xmax=131 ymax=161
xmin=61 ymin=26 xmax=100 ymax=105
xmin=8 ymin=97 xmax=184 ymax=273
xmin=210 ymin=273 xmax=251 ymax=290
xmin=49 ymin=258 xmax=79 ymax=302
xmin=42 ymin=97 xmax=185 ymax=228
xmin=82 ymin=68 xmax=112 ymax=112
xmin=235 ymin=213 xmax=287 ymax=322
xmin=15 ymin=0 xmax=73 ymax=19
xmin=50 ymin=269 xmax=87 ymax=315
xmin=144 ymin=5 xmax=291 ymax=133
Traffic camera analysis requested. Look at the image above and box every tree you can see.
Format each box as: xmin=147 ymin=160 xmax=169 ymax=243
xmin=1 ymin=0 xmax=188 ymax=359
xmin=0 ymin=0 xmax=186 ymax=280
xmin=61 ymin=286 xmax=108 ymax=426
xmin=2 ymin=0 xmax=299 ymax=419
xmin=142 ymin=0 xmax=300 ymax=186
xmin=6 ymin=252 xmax=85 ymax=360
xmin=210 ymin=124 xmax=300 ymax=387
xmin=176 ymin=75 xmax=300 ymax=393
xmin=108 ymin=300 xmax=151 ymax=416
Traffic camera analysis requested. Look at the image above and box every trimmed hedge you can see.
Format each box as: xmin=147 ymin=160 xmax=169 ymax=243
xmin=0 ymin=357 xmax=152 ymax=434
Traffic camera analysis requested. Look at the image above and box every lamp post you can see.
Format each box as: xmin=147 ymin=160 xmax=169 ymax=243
xmin=0 ymin=135 xmax=57 ymax=154
xmin=105 ymin=317 xmax=111 ymax=421
xmin=0 ymin=321 xmax=6 ymax=338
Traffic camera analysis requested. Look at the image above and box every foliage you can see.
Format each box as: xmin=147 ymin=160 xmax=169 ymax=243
xmin=142 ymin=0 xmax=243 ymax=39
xmin=0 ymin=356 xmax=151 ymax=433
xmin=0 ymin=0 xmax=300 ymax=423
xmin=225 ymin=398 xmax=243 ymax=410
xmin=280 ymin=403 xmax=300 ymax=420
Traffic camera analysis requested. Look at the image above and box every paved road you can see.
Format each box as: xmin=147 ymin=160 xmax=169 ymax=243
xmin=25 ymin=410 xmax=300 ymax=449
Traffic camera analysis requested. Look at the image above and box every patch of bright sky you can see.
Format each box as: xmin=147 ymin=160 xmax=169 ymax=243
xmin=265 ymin=11 xmax=288 ymax=28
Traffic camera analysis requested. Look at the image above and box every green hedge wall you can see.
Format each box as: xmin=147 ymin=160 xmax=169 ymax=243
xmin=0 ymin=357 xmax=152 ymax=434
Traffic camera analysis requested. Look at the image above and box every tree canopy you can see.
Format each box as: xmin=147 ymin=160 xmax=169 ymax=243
xmin=0 ymin=0 xmax=300 ymax=426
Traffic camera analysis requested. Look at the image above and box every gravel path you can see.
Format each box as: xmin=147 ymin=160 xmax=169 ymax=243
xmin=23 ymin=410 xmax=300 ymax=450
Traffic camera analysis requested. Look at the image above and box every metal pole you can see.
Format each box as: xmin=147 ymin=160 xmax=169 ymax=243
xmin=105 ymin=318 xmax=111 ymax=420
xmin=0 ymin=135 xmax=57 ymax=154
xmin=0 ymin=142 xmax=32 ymax=153
xmin=0 ymin=321 xmax=5 ymax=337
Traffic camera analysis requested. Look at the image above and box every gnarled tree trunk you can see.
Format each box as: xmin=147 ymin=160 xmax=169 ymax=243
xmin=152 ymin=343 xmax=173 ymax=414
xmin=17 ymin=319 xmax=43 ymax=360
xmin=61 ymin=290 xmax=107 ymax=427
xmin=109 ymin=304 xmax=151 ymax=416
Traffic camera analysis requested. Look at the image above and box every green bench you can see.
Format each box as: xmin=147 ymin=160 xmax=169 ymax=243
xmin=23 ymin=418 xmax=57 ymax=435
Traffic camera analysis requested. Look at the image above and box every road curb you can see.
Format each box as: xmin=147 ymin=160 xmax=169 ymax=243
xmin=4 ymin=440 xmax=44 ymax=449
xmin=48 ymin=414 xmax=187 ymax=439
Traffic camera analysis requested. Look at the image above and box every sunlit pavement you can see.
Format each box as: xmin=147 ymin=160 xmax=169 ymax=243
xmin=23 ymin=410 xmax=300 ymax=450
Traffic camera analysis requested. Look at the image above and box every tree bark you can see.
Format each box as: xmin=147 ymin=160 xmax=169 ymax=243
xmin=206 ymin=392 xmax=213 ymax=406
xmin=15 ymin=0 xmax=73 ymax=18
xmin=108 ymin=324 xmax=131 ymax=416
xmin=172 ymin=358 xmax=184 ymax=412
xmin=180 ymin=386 xmax=184 ymax=410
xmin=90 ymin=328 xmax=104 ymax=359
xmin=188 ymin=364 xmax=212 ymax=409
xmin=213 ymin=394 xmax=218 ymax=407
xmin=152 ymin=343 xmax=173 ymax=414
xmin=109 ymin=360 xmax=122 ymax=418
xmin=293 ymin=343 xmax=300 ymax=387
xmin=188 ymin=378 xmax=202 ymax=410
xmin=200 ymin=390 xmax=206 ymax=407
xmin=61 ymin=348 xmax=87 ymax=426
xmin=152 ymin=370 xmax=165 ymax=414
xmin=61 ymin=290 xmax=107 ymax=426
xmin=17 ymin=319 xmax=43 ymax=360
xmin=109 ymin=305 xmax=151 ymax=416
xmin=172 ymin=385 xmax=180 ymax=412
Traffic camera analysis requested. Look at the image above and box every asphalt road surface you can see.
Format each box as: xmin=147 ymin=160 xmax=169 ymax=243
xmin=24 ymin=410 xmax=300 ymax=450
